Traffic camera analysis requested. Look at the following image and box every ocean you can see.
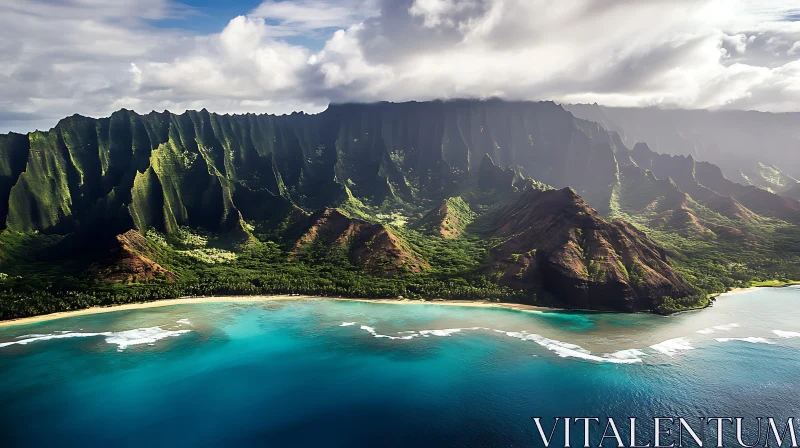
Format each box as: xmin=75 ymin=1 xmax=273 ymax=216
xmin=1 ymin=287 xmax=799 ymax=447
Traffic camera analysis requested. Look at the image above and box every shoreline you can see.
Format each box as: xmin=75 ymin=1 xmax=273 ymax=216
xmin=0 ymin=296 xmax=558 ymax=328
xmin=2 ymin=284 xmax=791 ymax=328
xmin=712 ymin=282 xmax=799 ymax=299
xmin=715 ymin=286 xmax=760 ymax=296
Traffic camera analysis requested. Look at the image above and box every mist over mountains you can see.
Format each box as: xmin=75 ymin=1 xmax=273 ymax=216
xmin=565 ymin=104 xmax=800 ymax=194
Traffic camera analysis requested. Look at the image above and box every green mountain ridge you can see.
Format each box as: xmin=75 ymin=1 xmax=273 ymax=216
xmin=0 ymin=100 xmax=798 ymax=318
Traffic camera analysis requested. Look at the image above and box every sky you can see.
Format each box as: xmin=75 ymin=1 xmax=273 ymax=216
xmin=2 ymin=0 xmax=800 ymax=133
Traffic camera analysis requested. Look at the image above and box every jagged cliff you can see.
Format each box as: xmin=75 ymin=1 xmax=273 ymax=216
xmin=0 ymin=100 xmax=637 ymax=236
xmin=4 ymin=101 xmax=798 ymax=236
xmin=1 ymin=99 xmax=798 ymax=316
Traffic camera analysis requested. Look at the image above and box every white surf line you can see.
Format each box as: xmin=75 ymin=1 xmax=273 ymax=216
xmin=0 ymin=325 xmax=191 ymax=351
xmin=342 ymin=322 xmax=644 ymax=364
xmin=715 ymin=337 xmax=774 ymax=344
xmin=359 ymin=325 xmax=419 ymax=340
xmin=494 ymin=330 xmax=645 ymax=364
xmin=345 ymin=322 xmax=799 ymax=361
xmin=695 ymin=323 xmax=740 ymax=334
xmin=649 ymin=337 xmax=695 ymax=356
xmin=773 ymin=330 xmax=800 ymax=338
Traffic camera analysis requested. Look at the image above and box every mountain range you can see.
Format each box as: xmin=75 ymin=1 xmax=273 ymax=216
xmin=564 ymin=104 xmax=800 ymax=195
xmin=1 ymin=99 xmax=798 ymax=319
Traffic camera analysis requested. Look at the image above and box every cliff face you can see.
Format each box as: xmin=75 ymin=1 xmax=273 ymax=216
xmin=483 ymin=188 xmax=698 ymax=312
xmin=0 ymin=100 xmax=631 ymax=236
xmin=3 ymin=101 xmax=796 ymax=238
xmin=3 ymin=99 xmax=797 ymax=313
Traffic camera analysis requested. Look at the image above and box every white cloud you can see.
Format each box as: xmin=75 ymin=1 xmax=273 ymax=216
xmin=2 ymin=0 xmax=800 ymax=133
xmin=408 ymin=0 xmax=485 ymax=28
xmin=722 ymin=33 xmax=750 ymax=54
xmin=250 ymin=0 xmax=378 ymax=34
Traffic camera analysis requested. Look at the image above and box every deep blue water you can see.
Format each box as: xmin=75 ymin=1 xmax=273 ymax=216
xmin=1 ymin=287 xmax=799 ymax=447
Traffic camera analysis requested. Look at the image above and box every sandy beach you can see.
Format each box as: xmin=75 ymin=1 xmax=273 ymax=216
xmin=0 ymin=295 xmax=316 ymax=328
xmin=3 ymin=283 xmax=784 ymax=328
xmin=335 ymin=298 xmax=556 ymax=312
xmin=715 ymin=287 xmax=760 ymax=296
xmin=0 ymin=295 xmax=557 ymax=328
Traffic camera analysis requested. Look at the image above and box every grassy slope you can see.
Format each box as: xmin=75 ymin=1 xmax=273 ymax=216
xmin=609 ymin=176 xmax=800 ymax=301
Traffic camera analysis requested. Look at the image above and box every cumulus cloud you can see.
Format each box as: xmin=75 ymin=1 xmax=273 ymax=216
xmin=2 ymin=0 xmax=800 ymax=133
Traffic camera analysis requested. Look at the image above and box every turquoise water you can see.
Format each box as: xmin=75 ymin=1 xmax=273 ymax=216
xmin=1 ymin=288 xmax=800 ymax=447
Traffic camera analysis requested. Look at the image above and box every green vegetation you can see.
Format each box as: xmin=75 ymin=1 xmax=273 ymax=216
xmin=655 ymin=294 xmax=710 ymax=314
xmin=0 ymin=101 xmax=798 ymax=319
xmin=0 ymin=227 xmax=527 ymax=320
xmin=612 ymin=206 xmax=800 ymax=296
xmin=748 ymin=279 xmax=800 ymax=287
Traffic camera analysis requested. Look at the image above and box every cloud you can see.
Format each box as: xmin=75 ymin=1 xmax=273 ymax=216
xmin=2 ymin=0 xmax=800 ymax=133
xmin=140 ymin=16 xmax=311 ymax=96
xmin=249 ymin=0 xmax=378 ymax=34
xmin=306 ymin=0 xmax=799 ymax=110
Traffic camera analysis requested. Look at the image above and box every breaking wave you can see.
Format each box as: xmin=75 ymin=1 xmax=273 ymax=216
xmin=0 ymin=323 xmax=192 ymax=351
xmin=649 ymin=337 xmax=694 ymax=356
xmin=773 ymin=330 xmax=800 ymax=338
xmin=343 ymin=323 xmax=644 ymax=364
xmin=715 ymin=337 xmax=773 ymax=344
xmin=696 ymin=323 xmax=739 ymax=334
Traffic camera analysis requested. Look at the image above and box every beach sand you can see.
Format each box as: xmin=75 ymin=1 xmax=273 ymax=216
xmin=3 ymin=284 xmax=777 ymax=328
xmin=0 ymin=295 xmax=557 ymax=327
xmin=715 ymin=287 xmax=761 ymax=296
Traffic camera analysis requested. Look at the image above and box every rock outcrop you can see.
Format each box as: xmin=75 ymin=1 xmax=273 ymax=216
xmin=484 ymin=188 xmax=698 ymax=311
xmin=293 ymin=209 xmax=427 ymax=276
xmin=92 ymin=230 xmax=176 ymax=283
xmin=414 ymin=197 xmax=475 ymax=238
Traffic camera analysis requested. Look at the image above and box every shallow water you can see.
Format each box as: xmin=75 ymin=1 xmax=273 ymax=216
xmin=1 ymin=287 xmax=799 ymax=447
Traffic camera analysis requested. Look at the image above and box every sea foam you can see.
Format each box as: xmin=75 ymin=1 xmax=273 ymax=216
xmin=772 ymin=330 xmax=800 ymax=338
xmin=715 ymin=337 xmax=774 ymax=344
xmin=649 ymin=337 xmax=694 ymax=356
xmin=696 ymin=323 xmax=739 ymax=334
xmin=608 ymin=349 xmax=648 ymax=361
xmin=346 ymin=323 xmax=643 ymax=363
xmin=0 ymin=325 xmax=191 ymax=351
xmin=359 ymin=325 xmax=418 ymax=340
xmin=493 ymin=330 xmax=643 ymax=364
xmin=103 ymin=327 xmax=191 ymax=350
